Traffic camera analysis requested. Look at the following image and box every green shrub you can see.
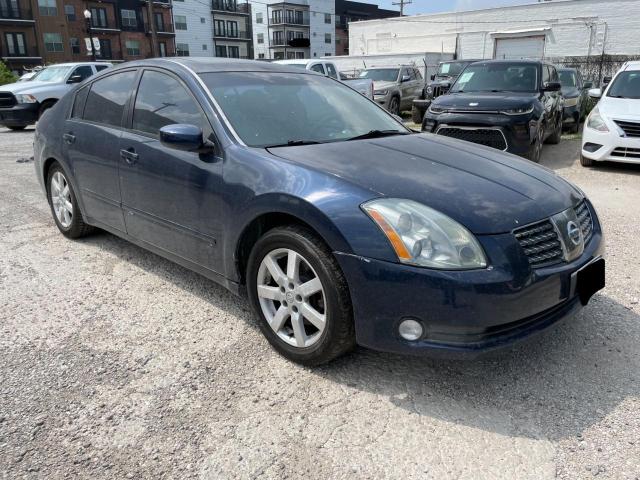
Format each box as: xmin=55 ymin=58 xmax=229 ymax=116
xmin=0 ymin=61 xmax=17 ymax=86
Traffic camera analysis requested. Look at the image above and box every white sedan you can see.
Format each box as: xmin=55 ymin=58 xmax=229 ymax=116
xmin=581 ymin=60 xmax=640 ymax=166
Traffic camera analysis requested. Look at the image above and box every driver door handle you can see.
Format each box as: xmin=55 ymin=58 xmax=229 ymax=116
xmin=120 ymin=148 xmax=139 ymax=164
xmin=63 ymin=133 xmax=75 ymax=144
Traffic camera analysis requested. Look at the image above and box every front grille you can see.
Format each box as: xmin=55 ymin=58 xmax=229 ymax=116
xmin=432 ymin=85 xmax=449 ymax=99
xmin=614 ymin=120 xmax=640 ymax=137
xmin=513 ymin=220 xmax=563 ymax=268
xmin=611 ymin=147 xmax=640 ymax=158
xmin=575 ymin=199 xmax=594 ymax=245
xmin=0 ymin=92 xmax=16 ymax=108
xmin=436 ymin=127 xmax=507 ymax=151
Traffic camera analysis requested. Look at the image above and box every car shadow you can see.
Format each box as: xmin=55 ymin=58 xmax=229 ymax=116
xmin=79 ymin=230 xmax=637 ymax=442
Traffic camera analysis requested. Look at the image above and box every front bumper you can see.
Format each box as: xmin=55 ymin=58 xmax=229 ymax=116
xmin=422 ymin=111 xmax=536 ymax=156
xmin=335 ymin=223 xmax=604 ymax=357
xmin=0 ymin=102 xmax=39 ymax=127
xmin=582 ymin=123 xmax=640 ymax=164
xmin=374 ymin=94 xmax=390 ymax=108
xmin=563 ymin=104 xmax=580 ymax=124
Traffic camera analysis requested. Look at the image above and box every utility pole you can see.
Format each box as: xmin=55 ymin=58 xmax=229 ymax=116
xmin=392 ymin=0 xmax=411 ymax=17
xmin=146 ymin=0 xmax=159 ymax=57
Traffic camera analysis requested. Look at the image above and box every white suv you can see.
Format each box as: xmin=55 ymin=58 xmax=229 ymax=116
xmin=581 ymin=61 xmax=640 ymax=166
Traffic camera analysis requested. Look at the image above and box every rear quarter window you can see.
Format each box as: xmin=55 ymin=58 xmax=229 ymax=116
xmin=71 ymin=85 xmax=89 ymax=119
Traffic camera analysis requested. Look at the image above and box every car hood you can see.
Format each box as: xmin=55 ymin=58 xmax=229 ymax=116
xmin=373 ymin=80 xmax=397 ymax=91
xmin=433 ymin=91 xmax=538 ymax=111
xmin=561 ymin=86 xmax=580 ymax=98
xmin=268 ymin=134 xmax=581 ymax=234
xmin=598 ymin=96 xmax=640 ymax=120
xmin=0 ymin=80 xmax=60 ymax=94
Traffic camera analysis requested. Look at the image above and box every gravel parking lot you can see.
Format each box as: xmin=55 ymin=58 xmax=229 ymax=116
xmin=1 ymin=127 xmax=639 ymax=480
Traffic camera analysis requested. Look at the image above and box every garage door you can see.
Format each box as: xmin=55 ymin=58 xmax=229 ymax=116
xmin=494 ymin=36 xmax=545 ymax=60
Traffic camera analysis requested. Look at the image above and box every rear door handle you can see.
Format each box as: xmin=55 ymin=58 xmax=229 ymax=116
xmin=63 ymin=133 xmax=75 ymax=144
xmin=120 ymin=148 xmax=139 ymax=164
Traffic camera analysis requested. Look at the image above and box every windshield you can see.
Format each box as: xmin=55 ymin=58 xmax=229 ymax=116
xmin=437 ymin=62 xmax=468 ymax=77
xmin=200 ymin=72 xmax=407 ymax=148
xmin=359 ymin=69 xmax=399 ymax=82
xmin=450 ymin=63 xmax=538 ymax=93
xmin=559 ymin=71 xmax=577 ymax=88
xmin=31 ymin=66 xmax=73 ymax=83
xmin=607 ymin=71 xmax=640 ymax=99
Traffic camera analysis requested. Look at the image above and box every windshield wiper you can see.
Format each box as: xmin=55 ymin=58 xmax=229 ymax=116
xmin=346 ymin=130 xmax=409 ymax=141
xmin=264 ymin=140 xmax=322 ymax=148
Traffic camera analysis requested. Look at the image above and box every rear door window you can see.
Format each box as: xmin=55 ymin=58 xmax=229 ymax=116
xmin=71 ymin=65 xmax=94 ymax=82
xmin=83 ymin=70 xmax=137 ymax=128
xmin=132 ymin=70 xmax=206 ymax=136
xmin=325 ymin=63 xmax=338 ymax=79
xmin=310 ymin=63 xmax=325 ymax=75
xmin=95 ymin=64 xmax=110 ymax=72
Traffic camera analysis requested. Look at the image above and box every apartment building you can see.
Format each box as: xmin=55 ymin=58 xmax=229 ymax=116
xmin=0 ymin=0 xmax=175 ymax=73
xmin=334 ymin=0 xmax=397 ymax=56
xmin=212 ymin=0 xmax=252 ymax=59
xmin=173 ymin=0 xmax=214 ymax=57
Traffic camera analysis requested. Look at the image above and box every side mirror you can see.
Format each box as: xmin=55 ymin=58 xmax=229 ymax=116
xmin=67 ymin=75 xmax=83 ymax=84
xmin=602 ymin=76 xmax=612 ymax=85
xmin=543 ymin=81 xmax=562 ymax=92
xmin=159 ymin=124 xmax=212 ymax=153
xmin=401 ymin=75 xmax=411 ymax=83
xmin=430 ymin=74 xmax=435 ymax=81
xmin=583 ymin=81 xmax=593 ymax=89
xmin=588 ymin=88 xmax=602 ymax=99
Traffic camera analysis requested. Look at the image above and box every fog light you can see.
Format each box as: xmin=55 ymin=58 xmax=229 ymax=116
xmin=398 ymin=318 xmax=423 ymax=341
xmin=583 ymin=142 xmax=602 ymax=153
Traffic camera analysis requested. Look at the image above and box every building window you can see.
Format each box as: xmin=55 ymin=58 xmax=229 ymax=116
xmin=38 ymin=0 xmax=57 ymax=16
xmin=91 ymin=7 xmax=107 ymax=28
xmin=215 ymin=45 xmax=227 ymax=57
xmin=226 ymin=20 xmax=238 ymax=38
xmin=295 ymin=51 xmax=304 ymax=59
xmin=174 ymin=14 xmax=187 ymax=30
xmin=258 ymin=53 xmax=264 ymax=59
xmin=325 ymin=33 xmax=331 ymax=44
xmin=64 ymin=4 xmax=75 ymax=21
xmin=121 ymin=9 xmax=137 ymax=28
xmin=5 ymin=32 xmax=26 ymax=56
xmin=228 ymin=45 xmax=239 ymax=58
xmin=273 ymin=31 xmax=283 ymax=45
xmin=286 ymin=51 xmax=295 ymax=59
xmin=69 ymin=37 xmax=80 ymax=54
xmin=325 ymin=53 xmax=331 ymax=56
xmin=214 ymin=19 xmax=225 ymax=36
xmin=255 ymin=12 xmax=262 ymax=23
xmin=324 ymin=13 xmax=331 ymax=24
xmin=176 ymin=43 xmax=189 ymax=56
xmin=257 ymin=33 xmax=263 ymax=44
xmin=273 ymin=51 xmax=284 ymax=60
xmin=159 ymin=41 xmax=166 ymax=57
xmin=200 ymin=17 xmax=205 ymax=23
xmin=99 ymin=38 xmax=112 ymax=58
xmin=1 ymin=0 xmax=21 ymax=19
xmin=43 ymin=32 xmax=63 ymax=52
xmin=125 ymin=39 xmax=140 ymax=56
xmin=154 ymin=12 xmax=164 ymax=31
xmin=271 ymin=9 xmax=282 ymax=24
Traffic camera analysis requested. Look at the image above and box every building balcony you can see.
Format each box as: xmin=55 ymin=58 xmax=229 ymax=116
xmin=211 ymin=0 xmax=250 ymax=15
xmin=270 ymin=38 xmax=310 ymax=48
xmin=145 ymin=22 xmax=175 ymax=35
xmin=213 ymin=30 xmax=251 ymax=40
xmin=269 ymin=16 xmax=309 ymax=27
xmin=0 ymin=6 xmax=35 ymax=23
xmin=140 ymin=0 xmax=172 ymax=7
xmin=90 ymin=21 xmax=120 ymax=32
xmin=1 ymin=45 xmax=41 ymax=60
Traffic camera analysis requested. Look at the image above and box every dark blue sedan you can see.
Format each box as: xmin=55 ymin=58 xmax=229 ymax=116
xmin=33 ymin=58 xmax=605 ymax=365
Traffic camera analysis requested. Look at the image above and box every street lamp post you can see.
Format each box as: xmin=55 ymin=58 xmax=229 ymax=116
xmin=83 ymin=9 xmax=96 ymax=61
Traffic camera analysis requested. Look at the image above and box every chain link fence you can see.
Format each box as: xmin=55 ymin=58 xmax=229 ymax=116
xmin=549 ymin=54 xmax=640 ymax=86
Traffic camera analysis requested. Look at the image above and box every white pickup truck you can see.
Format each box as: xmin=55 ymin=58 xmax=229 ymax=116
xmin=274 ymin=59 xmax=374 ymax=99
xmin=0 ymin=62 xmax=111 ymax=130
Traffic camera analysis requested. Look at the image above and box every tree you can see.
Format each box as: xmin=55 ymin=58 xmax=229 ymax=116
xmin=0 ymin=61 xmax=17 ymax=86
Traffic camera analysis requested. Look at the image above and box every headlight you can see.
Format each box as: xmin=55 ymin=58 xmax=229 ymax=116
xmin=586 ymin=106 xmax=609 ymax=132
xmin=564 ymin=97 xmax=579 ymax=107
xmin=362 ymin=198 xmax=487 ymax=270
xmin=426 ymin=86 xmax=433 ymax=95
xmin=374 ymin=89 xmax=388 ymax=96
xmin=15 ymin=94 xmax=37 ymax=104
xmin=500 ymin=106 xmax=534 ymax=115
xmin=428 ymin=104 xmax=445 ymax=114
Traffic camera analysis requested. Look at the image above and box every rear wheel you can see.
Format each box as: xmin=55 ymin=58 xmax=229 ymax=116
xmin=546 ymin=116 xmax=562 ymax=144
xmin=411 ymin=104 xmax=424 ymax=124
xmin=7 ymin=125 xmax=26 ymax=131
xmin=247 ymin=225 xmax=355 ymax=366
xmin=526 ymin=125 xmax=544 ymax=163
xmin=46 ymin=164 xmax=94 ymax=238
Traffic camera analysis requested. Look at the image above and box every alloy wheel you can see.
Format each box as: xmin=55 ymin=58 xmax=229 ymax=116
xmin=389 ymin=97 xmax=400 ymax=115
xmin=50 ymin=171 xmax=73 ymax=228
xmin=256 ymin=248 xmax=326 ymax=348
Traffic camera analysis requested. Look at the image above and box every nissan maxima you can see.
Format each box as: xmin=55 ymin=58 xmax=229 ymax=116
xmin=34 ymin=59 xmax=605 ymax=365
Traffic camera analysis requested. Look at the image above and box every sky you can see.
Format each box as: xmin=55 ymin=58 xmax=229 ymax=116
xmin=372 ymin=0 xmax=536 ymax=16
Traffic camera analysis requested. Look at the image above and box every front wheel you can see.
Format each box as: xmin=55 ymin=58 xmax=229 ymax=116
xmin=411 ymin=104 xmax=424 ymax=124
xmin=46 ymin=164 xmax=94 ymax=238
xmin=388 ymin=96 xmax=400 ymax=116
xmin=7 ymin=125 xmax=26 ymax=131
xmin=247 ymin=225 xmax=355 ymax=366
xmin=526 ymin=125 xmax=544 ymax=163
xmin=580 ymin=154 xmax=594 ymax=167
xmin=546 ymin=116 xmax=562 ymax=144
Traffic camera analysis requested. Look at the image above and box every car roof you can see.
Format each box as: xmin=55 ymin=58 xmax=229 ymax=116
xmin=111 ymin=57 xmax=316 ymax=75
xmin=44 ymin=62 xmax=111 ymax=67
xmin=275 ymin=59 xmax=330 ymax=65
xmin=557 ymin=67 xmax=578 ymax=72
xmin=623 ymin=61 xmax=640 ymax=71
xmin=469 ymin=59 xmax=544 ymax=66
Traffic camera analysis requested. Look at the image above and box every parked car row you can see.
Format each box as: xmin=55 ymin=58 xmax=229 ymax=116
xmin=358 ymin=66 xmax=424 ymax=115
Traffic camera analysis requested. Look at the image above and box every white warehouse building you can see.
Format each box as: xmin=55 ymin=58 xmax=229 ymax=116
xmin=349 ymin=0 xmax=640 ymax=68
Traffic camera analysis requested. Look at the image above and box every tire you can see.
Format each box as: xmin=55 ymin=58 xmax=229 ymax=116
xmin=580 ymin=154 xmax=594 ymax=167
xmin=7 ymin=125 xmax=26 ymax=131
xmin=525 ymin=125 xmax=544 ymax=163
xmin=546 ymin=116 xmax=562 ymax=144
xmin=46 ymin=163 xmax=94 ymax=239
xmin=411 ymin=104 xmax=424 ymax=124
xmin=246 ymin=225 xmax=355 ymax=366
xmin=39 ymin=100 xmax=56 ymax=119
xmin=570 ymin=120 xmax=580 ymax=134
xmin=388 ymin=96 xmax=400 ymax=116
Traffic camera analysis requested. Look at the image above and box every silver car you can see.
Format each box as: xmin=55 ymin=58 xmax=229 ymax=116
xmin=359 ymin=66 xmax=423 ymax=115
